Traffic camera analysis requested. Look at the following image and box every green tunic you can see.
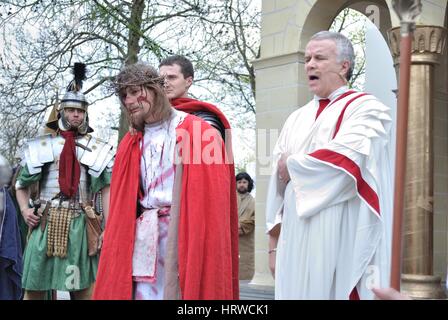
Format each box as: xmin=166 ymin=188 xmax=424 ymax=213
xmin=17 ymin=165 xmax=111 ymax=291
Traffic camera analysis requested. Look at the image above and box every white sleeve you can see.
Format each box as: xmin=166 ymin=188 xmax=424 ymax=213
xmin=265 ymin=111 xmax=298 ymax=233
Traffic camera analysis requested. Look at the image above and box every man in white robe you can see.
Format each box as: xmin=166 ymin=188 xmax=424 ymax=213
xmin=266 ymin=31 xmax=393 ymax=300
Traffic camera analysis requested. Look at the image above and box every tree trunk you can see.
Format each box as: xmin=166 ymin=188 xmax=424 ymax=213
xmin=118 ymin=0 xmax=146 ymax=142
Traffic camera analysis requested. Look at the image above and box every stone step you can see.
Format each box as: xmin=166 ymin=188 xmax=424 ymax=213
xmin=239 ymin=280 xmax=274 ymax=300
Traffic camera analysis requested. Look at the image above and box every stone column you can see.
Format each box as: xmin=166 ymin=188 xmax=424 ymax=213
xmin=249 ymin=53 xmax=305 ymax=290
xmin=388 ymin=25 xmax=447 ymax=299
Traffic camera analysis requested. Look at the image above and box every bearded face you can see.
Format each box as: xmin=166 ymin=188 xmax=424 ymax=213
xmin=237 ymin=178 xmax=249 ymax=194
xmin=120 ymin=86 xmax=157 ymax=131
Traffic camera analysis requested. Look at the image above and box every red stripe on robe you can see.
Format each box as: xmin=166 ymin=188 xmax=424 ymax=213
xmin=310 ymin=92 xmax=381 ymax=299
xmin=332 ymin=93 xmax=369 ymax=138
xmin=310 ymin=92 xmax=380 ymax=215
xmin=309 ymin=149 xmax=380 ymax=216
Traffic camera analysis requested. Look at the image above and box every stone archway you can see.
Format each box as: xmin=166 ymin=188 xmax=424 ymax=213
xmin=299 ymin=0 xmax=392 ymax=52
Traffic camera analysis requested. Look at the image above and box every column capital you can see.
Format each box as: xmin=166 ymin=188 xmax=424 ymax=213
xmin=388 ymin=25 xmax=447 ymax=65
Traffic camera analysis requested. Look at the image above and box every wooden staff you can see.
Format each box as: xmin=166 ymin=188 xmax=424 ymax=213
xmin=390 ymin=0 xmax=422 ymax=291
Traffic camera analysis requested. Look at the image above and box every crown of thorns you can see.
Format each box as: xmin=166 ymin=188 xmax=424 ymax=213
xmin=111 ymin=65 xmax=165 ymax=95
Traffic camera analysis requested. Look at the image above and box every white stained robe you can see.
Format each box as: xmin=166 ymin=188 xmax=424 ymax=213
xmin=266 ymin=88 xmax=393 ymax=300
xmin=133 ymin=110 xmax=187 ymax=300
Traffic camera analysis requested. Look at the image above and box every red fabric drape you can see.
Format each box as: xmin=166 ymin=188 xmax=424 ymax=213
xmin=172 ymin=97 xmax=239 ymax=298
xmin=176 ymin=115 xmax=238 ymax=299
xmin=58 ymin=131 xmax=81 ymax=198
xmin=92 ymin=132 xmax=142 ymax=299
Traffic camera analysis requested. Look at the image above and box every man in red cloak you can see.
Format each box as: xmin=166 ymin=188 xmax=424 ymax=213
xmin=92 ymin=62 xmax=238 ymax=300
xmin=159 ymin=55 xmax=229 ymax=142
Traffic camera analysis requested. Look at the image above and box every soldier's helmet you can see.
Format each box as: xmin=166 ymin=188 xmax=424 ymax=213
xmin=46 ymin=63 xmax=93 ymax=134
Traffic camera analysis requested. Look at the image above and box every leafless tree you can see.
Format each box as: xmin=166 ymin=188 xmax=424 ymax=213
xmin=0 ymin=0 xmax=260 ymax=159
xmin=330 ymin=8 xmax=367 ymax=90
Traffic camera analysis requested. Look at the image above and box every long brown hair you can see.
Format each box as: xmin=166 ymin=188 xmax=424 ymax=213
xmin=114 ymin=62 xmax=172 ymax=124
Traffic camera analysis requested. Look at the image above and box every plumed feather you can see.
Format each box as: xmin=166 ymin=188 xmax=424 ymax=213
xmin=72 ymin=62 xmax=87 ymax=90
xmin=73 ymin=62 xmax=87 ymax=81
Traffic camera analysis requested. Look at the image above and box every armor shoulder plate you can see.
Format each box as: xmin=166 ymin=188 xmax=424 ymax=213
xmin=78 ymin=136 xmax=115 ymax=178
xmin=192 ymin=111 xmax=226 ymax=141
xmin=24 ymin=134 xmax=55 ymax=175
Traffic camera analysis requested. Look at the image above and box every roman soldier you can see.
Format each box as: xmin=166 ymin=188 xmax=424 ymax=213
xmin=15 ymin=63 xmax=114 ymax=300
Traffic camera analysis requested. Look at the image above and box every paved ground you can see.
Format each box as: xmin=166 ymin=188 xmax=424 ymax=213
xmin=57 ymin=281 xmax=274 ymax=300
